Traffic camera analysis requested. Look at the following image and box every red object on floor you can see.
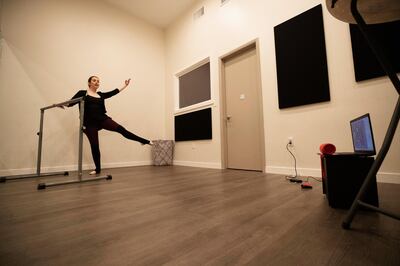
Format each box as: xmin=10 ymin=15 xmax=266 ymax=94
xmin=301 ymin=182 xmax=313 ymax=189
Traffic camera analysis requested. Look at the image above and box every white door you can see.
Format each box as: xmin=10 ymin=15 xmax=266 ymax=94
xmin=222 ymin=45 xmax=264 ymax=171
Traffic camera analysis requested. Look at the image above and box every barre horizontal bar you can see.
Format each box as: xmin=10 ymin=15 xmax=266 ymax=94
xmin=41 ymin=97 xmax=84 ymax=111
xmin=37 ymin=174 xmax=112 ymax=190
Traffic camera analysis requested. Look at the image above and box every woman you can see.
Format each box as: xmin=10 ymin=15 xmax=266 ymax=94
xmin=67 ymin=76 xmax=152 ymax=175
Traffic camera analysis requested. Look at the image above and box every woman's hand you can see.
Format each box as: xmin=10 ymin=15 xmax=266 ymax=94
xmin=119 ymin=78 xmax=131 ymax=92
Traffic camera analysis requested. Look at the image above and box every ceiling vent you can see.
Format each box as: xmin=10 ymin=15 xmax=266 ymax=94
xmin=221 ymin=0 xmax=230 ymax=5
xmin=193 ymin=6 xmax=205 ymax=20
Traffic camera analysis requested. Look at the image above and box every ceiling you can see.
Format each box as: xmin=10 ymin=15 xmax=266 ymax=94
xmin=103 ymin=0 xmax=201 ymax=29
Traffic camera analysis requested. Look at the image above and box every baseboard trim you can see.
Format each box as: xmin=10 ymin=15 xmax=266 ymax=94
xmin=265 ymin=166 xmax=400 ymax=184
xmin=265 ymin=166 xmax=320 ymax=178
xmin=102 ymin=161 xmax=152 ymax=169
xmin=173 ymin=160 xmax=222 ymax=169
xmin=377 ymin=172 xmax=400 ymax=184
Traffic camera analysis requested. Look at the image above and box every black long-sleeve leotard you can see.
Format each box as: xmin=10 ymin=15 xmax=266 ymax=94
xmin=68 ymin=89 xmax=120 ymax=127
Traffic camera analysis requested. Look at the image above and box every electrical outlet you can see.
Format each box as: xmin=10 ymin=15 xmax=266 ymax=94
xmin=288 ymin=137 xmax=294 ymax=146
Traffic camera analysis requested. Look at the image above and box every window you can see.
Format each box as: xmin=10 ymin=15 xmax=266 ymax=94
xmin=178 ymin=61 xmax=211 ymax=109
xmin=174 ymin=59 xmax=213 ymax=141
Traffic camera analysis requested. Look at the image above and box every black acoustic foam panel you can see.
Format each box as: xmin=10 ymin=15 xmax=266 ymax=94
xmin=349 ymin=20 xmax=400 ymax=82
xmin=274 ymin=4 xmax=330 ymax=109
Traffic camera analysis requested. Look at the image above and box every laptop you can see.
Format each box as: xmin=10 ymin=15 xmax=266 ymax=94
xmin=334 ymin=113 xmax=376 ymax=156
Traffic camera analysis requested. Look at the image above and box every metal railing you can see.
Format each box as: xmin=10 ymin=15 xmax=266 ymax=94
xmin=1 ymin=97 xmax=112 ymax=189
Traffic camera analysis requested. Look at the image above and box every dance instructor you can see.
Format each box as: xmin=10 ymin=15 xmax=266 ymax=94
xmin=66 ymin=76 xmax=152 ymax=175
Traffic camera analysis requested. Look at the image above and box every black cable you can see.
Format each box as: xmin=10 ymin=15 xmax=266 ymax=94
xmin=286 ymin=142 xmax=297 ymax=177
xmin=305 ymin=176 xmax=323 ymax=182
xmin=285 ymin=143 xmax=301 ymax=182
xmin=284 ymin=144 xmax=323 ymax=184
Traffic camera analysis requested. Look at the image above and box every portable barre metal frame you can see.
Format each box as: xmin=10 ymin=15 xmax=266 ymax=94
xmin=0 ymin=97 xmax=112 ymax=189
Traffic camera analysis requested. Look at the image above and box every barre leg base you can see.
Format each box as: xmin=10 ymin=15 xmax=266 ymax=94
xmin=1 ymin=171 xmax=69 ymax=183
xmin=37 ymin=174 xmax=112 ymax=190
xmin=342 ymin=221 xmax=351 ymax=230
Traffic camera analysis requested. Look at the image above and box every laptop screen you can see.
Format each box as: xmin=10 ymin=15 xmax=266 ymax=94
xmin=350 ymin=113 xmax=376 ymax=155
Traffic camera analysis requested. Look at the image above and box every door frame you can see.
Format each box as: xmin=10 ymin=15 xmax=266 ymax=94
xmin=219 ymin=39 xmax=266 ymax=172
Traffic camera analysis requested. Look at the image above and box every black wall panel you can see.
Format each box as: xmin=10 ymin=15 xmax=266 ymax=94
xmin=274 ymin=4 xmax=330 ymax=109
xmin=349 ymin=20 xmax=400 ymax=82
xmin=175 ymin=108 xmax=212 ymax=141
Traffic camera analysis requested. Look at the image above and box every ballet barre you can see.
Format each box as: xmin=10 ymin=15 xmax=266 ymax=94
xmin=0 ymin=97 xmax=112 ymax=189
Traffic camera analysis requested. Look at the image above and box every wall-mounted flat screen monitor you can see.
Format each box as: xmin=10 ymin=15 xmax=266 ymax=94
xmin=174 ymin=108 xmax=212 ymax=141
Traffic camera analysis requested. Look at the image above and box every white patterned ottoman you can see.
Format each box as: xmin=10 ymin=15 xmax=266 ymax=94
xmin=151 ymin=140 xmax=174 ymax=166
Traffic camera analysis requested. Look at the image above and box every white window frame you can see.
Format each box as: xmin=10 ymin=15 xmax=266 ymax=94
xmin=174 ymin=57 xmax=213 ymax=115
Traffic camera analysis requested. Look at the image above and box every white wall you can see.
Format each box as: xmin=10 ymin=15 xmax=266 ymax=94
xmin=0 ymin=0 xmax=165 ymax=175
xmin=1 ymin=0 xmax=398 ymax=183
xmin=165 ymin=0 xmax=400 ymax=182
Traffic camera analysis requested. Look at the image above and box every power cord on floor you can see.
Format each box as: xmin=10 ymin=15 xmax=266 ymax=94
xmin=285 ymin=143 xmax=302 ymax=183
xmin=304 ymin=176 xmax=323 ymax=182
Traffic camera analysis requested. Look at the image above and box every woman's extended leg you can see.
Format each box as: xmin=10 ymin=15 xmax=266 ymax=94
xmin=101 ymin=118 xmax=150 ymax=145
xmin=84 ymin=127 xmax=101 ymax=174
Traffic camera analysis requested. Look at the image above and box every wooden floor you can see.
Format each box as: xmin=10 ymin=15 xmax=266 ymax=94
xmin=0 ymin=166 xmax=399 ymax=266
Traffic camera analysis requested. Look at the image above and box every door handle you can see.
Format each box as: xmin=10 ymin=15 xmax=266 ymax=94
xmin=227 ymin=115 xmax=232 ymax=121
